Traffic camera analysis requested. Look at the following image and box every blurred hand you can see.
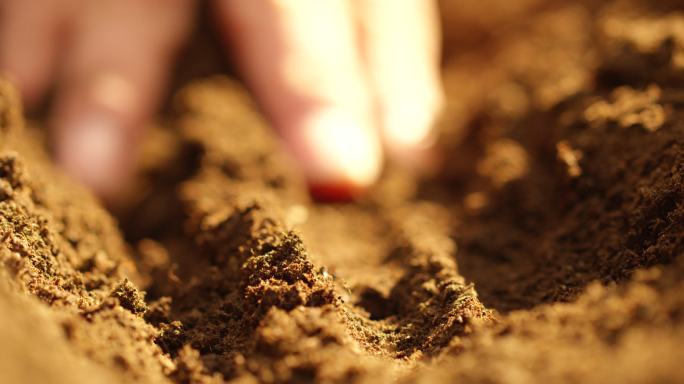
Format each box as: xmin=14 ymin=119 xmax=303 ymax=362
xmin=0 ymin=0 xmax=443 ymax=201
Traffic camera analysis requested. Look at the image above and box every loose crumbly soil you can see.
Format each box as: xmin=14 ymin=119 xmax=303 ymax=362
xmin=2 ymin=1 xmax=684 ymax=383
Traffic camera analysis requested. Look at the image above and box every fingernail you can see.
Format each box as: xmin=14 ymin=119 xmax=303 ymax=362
xmin=56 ymin=113 xmax=131 ymax=198
xmin=290 ymin=109 xmax=383 ymax=200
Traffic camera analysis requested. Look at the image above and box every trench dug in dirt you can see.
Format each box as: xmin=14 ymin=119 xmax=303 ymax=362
xmin=2 ymin=1 xmax=684 ymax=383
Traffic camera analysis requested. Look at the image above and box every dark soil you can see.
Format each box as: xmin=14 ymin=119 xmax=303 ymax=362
xmin=2 ymin=1 xmax=684 ymax=383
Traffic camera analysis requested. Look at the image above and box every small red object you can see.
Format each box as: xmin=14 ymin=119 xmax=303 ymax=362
xmin=309 ymin=182 xmax=365 ymax=202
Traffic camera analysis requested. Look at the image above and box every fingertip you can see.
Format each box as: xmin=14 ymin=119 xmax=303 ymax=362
xmin=54 ymin=111 xmax=135 ymax=201
xmin=383 ymin=89 xmax=445 ymax=172
xmin=383 ymin=90 xmax=444 ymax=149
xmin=356 ymin=0 xmax=444 ymax=173
xmin=284 ymin=109 xmax=383 ymax=201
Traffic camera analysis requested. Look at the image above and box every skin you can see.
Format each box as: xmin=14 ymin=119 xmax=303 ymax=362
xmin=0 ymin=0 xmax=444 ymax=201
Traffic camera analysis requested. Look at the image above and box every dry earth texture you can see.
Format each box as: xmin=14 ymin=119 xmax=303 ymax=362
xmin=1 ymin=1 xmax=684 ymax=383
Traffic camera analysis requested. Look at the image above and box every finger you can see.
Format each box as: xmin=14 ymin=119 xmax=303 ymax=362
xmin=214 ymin=0 xmax=383 ymax=200
xmin=52 ymin=0 xmax=194 ymax=200
xmin=354 ymin=0 xmax=444 ymax=167
xmin=0 ymin=0 xmax=68 ymax=107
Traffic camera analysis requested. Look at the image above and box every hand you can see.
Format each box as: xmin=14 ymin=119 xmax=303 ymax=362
xmin=0 ymin=0 xmax=444 ymax=200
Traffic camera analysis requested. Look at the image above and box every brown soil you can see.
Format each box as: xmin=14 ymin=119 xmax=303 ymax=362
xmin=2 ymin=1 xmax=684 ymax=383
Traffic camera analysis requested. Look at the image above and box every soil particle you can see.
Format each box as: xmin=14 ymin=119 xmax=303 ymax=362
xmin=110 ymin=278 xmax=148 ymax=315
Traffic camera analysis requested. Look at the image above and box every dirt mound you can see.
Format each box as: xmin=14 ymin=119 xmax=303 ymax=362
xmin=2 ymin=1 xmax=684 ymax=383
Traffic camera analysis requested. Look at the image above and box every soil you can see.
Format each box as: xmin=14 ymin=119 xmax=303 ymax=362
xmin=2 ymin=1 xmax=684 ymax=383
